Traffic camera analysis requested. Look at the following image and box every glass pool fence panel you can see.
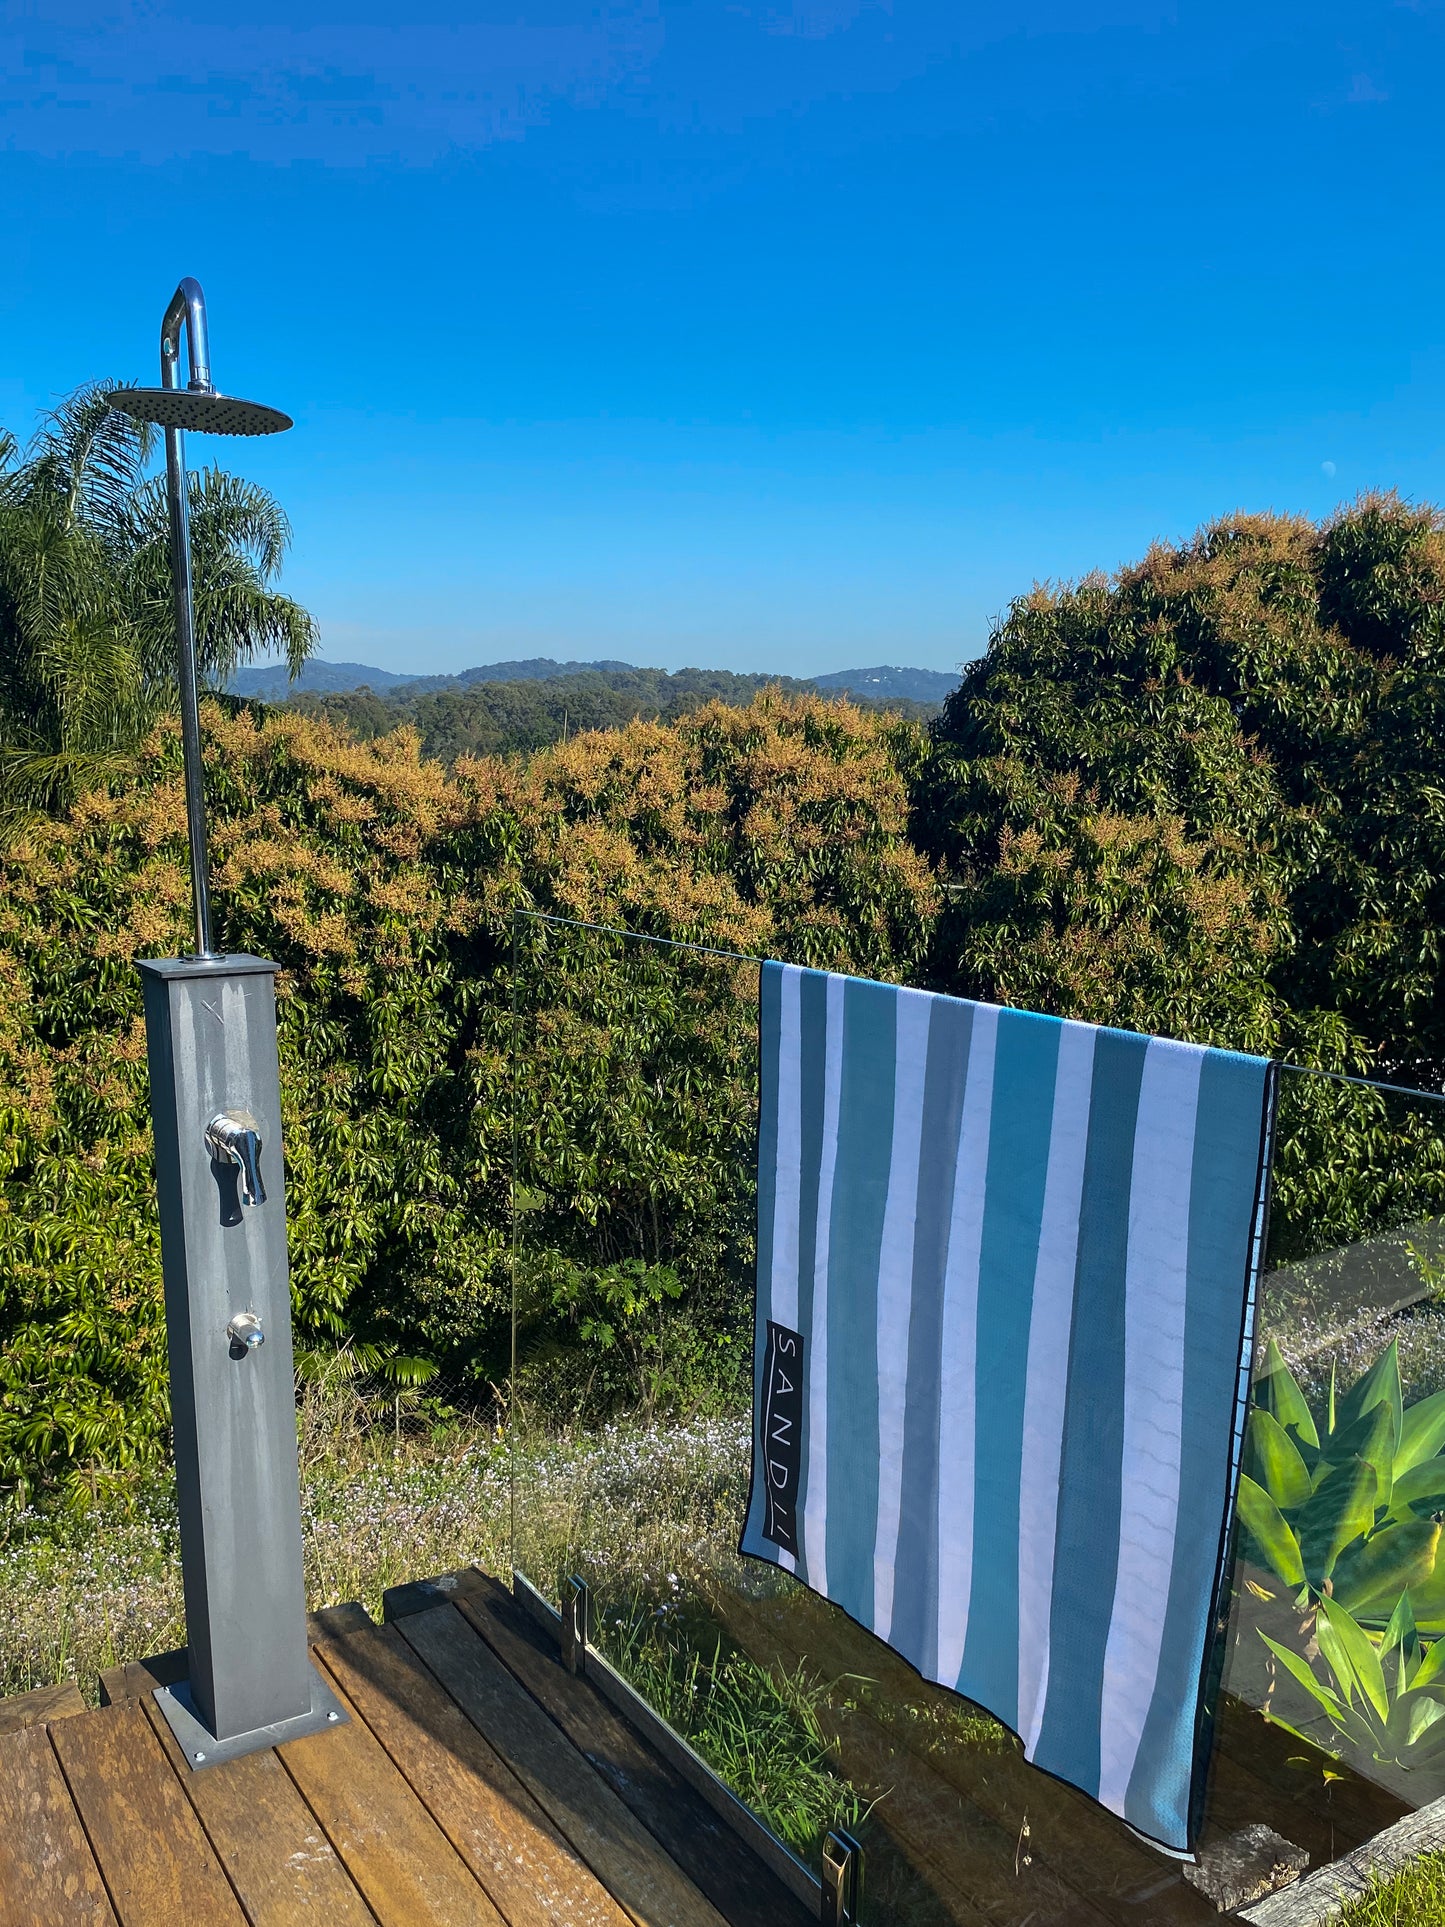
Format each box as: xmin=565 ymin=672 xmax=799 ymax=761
xmin=505 ymin=912 xmax=764 ymax=1692
xmin=1223 ymin=1063 xmax=1445 ymax=1824
xmin=509 ymin=917 xmax=1445 ymax=1920
xmin=508 ymin=917 xmax=969 ymax=1918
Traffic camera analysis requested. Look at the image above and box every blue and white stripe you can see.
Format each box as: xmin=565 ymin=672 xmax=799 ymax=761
xmin=741 ymin=963 xmax=1271 ymax=1854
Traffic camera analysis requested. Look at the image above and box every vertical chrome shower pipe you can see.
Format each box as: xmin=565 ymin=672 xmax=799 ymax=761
xmin=160 ymin=278 xmax=216 ymax=958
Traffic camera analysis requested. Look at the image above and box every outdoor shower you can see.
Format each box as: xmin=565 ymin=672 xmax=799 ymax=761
xmin=105 ymin=282 xmax=345 ymax=1767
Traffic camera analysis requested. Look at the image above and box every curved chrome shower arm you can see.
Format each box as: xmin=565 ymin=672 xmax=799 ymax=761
xmin=161 ymin=278 xmax=213 ymax=394
xmin=159 ymin=277 xmax=215 ymax=955
xmin=105 ymin=276 xmax=288 ymax=960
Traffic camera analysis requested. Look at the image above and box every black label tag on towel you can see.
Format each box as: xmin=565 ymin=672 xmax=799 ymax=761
xmin=760 ymin=1320 xmax=804 ymax=1555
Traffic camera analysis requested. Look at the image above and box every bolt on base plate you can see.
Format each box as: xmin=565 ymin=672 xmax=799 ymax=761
xmin=153 ymin=1658 xmax=349 ymax=1769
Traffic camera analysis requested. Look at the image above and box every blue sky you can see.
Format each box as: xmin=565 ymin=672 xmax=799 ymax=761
xmin=3 ymin=2 xmax=1442 ymax=679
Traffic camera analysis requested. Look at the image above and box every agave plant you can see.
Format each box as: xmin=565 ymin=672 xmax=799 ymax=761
xmin=1260 ymin=1591 xmax=1445 ymax=1774
xmin=1238 ymin=1337 xmax=1445 ymax=1628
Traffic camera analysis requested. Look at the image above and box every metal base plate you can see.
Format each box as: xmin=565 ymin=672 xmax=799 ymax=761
xmin=153 ymin=1659 xmax=348 ymax=1769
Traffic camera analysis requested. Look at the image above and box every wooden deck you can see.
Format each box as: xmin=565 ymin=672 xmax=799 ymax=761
xmin=0 ymin=1562 xmax=1414 ymax=1926
xmin=0 ymin=1570 xmax=811 ymax=1927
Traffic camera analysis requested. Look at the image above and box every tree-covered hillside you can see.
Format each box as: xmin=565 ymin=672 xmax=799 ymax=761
xmin=287 ymin=664 xmax=938 ymax=763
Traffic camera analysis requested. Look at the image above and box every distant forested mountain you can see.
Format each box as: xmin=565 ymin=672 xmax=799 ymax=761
xmin=812 ymin=665 xmax=962 ymax=703
xmin=272 ymin=663 xmax=943 ymax=763
xmin=231 ymin=659 xmax=418 ymax=698
xmin=230 ymin=654 xmax=642 ymax=700
xmin=230 ymin=652 xmax=964 ymax=713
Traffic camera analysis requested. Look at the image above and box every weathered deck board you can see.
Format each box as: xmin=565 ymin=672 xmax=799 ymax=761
xmin=0 ymin=1722 xmax=118 ymax=1926
xmin=396 ymin=1600 xmax=730 ymax=1927
xmin=0 ymin=1677 xmax=86 ymax=1735
xmin=50 ymin=1698 xmax=249 ymax=1925
xmin=1241 ymin=1792 xmax=1445 ymax=1926
xmin=279 ymin=1662 xmax=505 ymax=1927
xmin=137 ymin=1685 xmax=377 ymax=1927
xmin=449 ymin=1570 xmax=816 ymax=1927
xmin=33 ymin=1582 xmax=805 ymax=1927
xmin=316 ymin=1620 xmax=630 ymax=1927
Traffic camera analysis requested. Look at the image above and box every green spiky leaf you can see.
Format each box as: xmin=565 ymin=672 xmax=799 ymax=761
xmin=1297 ymin=1457 xmax=1378 ymax=1586
xmin=1399 ymin=1393 xmax=1445 ymax=1478
xmin=1244 ymin=1407 xmax=1313 ymax=1511
xmin=1324 ymin=1400 xmax=1398 ymax=1511
xmin=1390 ymin=1456 xmax=1445 ymax=1522
xmin=1381 ymin=1589 xmax=1419 ymax=1663
xmin=1317 ymin=1596 xmax=1391 ymax=1725
xmin=1332 ymin=1520 xmax=1440 ymax=1620
xmin=1259 ymin=1632 xmax=1347 ymax=1721
xmin=1237 ymin=1473 xmax=1306 ymax=1587
xmin=1333 ymin=1340 xmax=1403 ymax=1452
xmin=1254 ymin=1340 xmax=1319 ymax=1457
xmin=1411 ymin=1635 xmax=1445 ymax=1691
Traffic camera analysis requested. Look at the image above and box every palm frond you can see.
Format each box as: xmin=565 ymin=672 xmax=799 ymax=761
xmin=34 ymin=608 xmax=154 ymax=753
xmin=195 ymin=577 xmax=317 ymax=682
xmin=23 ymin=382 xmax=155 ymax=536
xmin=0 ymin=742 xmax=144 ymax=819
xmin=1 ymin=381 xmax=317 ymax=814
xmin=125 ymin=468 xmax=316 ymax=684
xmin=123 ymin=467 xmax=292 ymax=577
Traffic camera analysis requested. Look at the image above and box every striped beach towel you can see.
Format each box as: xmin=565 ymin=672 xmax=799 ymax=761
xmin=740 ymin=963 xmax=1274 ymax=1853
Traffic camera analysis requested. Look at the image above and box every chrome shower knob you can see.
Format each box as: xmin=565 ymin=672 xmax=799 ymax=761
xmin=226 ymin=1311 xmax=264 ymax=1352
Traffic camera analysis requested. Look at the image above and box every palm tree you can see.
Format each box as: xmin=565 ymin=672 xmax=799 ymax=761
xmin=0 ymin=381 xmax=316 ymax=817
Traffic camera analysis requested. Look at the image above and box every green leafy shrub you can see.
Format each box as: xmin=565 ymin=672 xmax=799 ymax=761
xmin=1267 ymin=1070 xmax=1445 ymax=1271
xmin=919 ymin=495 xmax=1445 ymax=1089
xmin=0 ymin=693 xmax=936 ymax=1499
xmin=1261 ymin=1591 xmax=1445 ymax=1776
xmin=1241 ymin=1339 xmax=1445 ymax=1626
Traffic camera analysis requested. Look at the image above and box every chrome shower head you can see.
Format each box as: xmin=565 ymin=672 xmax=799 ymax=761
xmin=105 ymin=387 xmax=292 ymax=437
xmin=105 ymin=276 xmax=291 ymax=439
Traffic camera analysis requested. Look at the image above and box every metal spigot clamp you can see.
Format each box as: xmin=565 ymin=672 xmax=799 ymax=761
xmin=822 ymin=1829 xmax=863 ymax=1926
xmin=205 ymin=1110 xmax=266 ymax=1206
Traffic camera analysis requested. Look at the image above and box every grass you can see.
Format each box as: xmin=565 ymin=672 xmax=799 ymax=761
xmin=600 ymin=1596 xmax=870 ymax=1852
xmin=508 ymin=1406 xmax=756 ymax=1602
xmin=0 ymin=1377 xmax=515 ymax=1702
xmin=1339 ymin=1855 xmax=1445 ymax=1925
